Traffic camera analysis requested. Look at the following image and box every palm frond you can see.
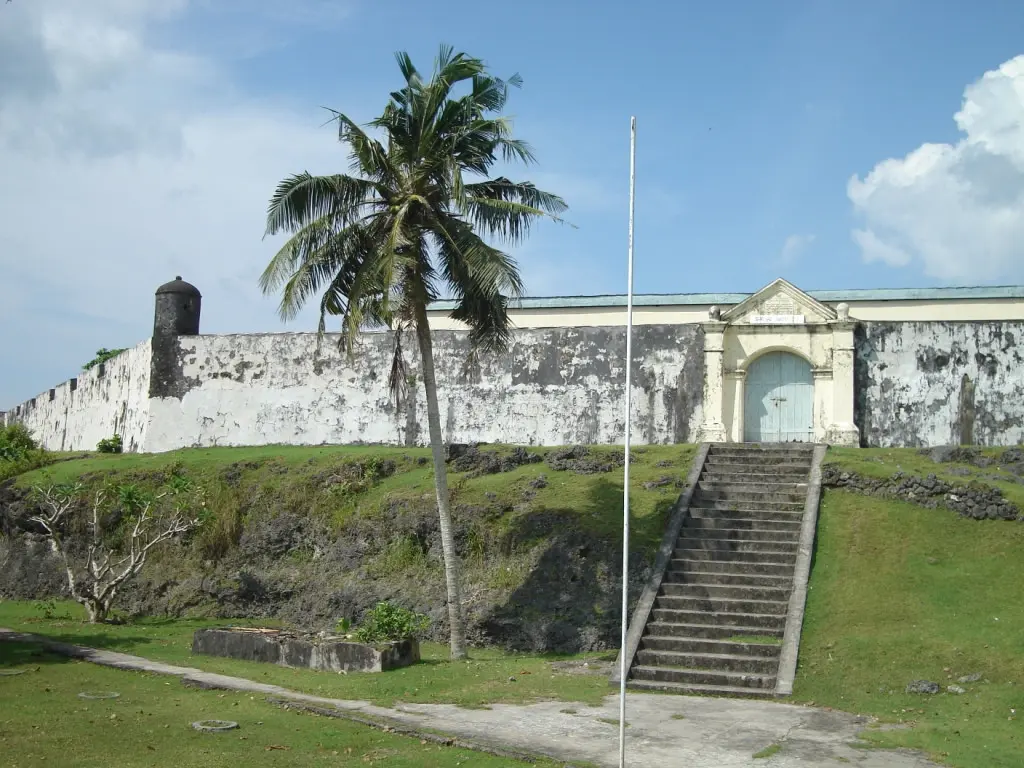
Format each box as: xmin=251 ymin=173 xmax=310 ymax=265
xmin=465 ymin=178 xmax=568 ymax=214
xmin=268 ymin=220 xmax=376 ymax=322
xmin=326 ymin=110 xmax=393 ymax=181
xmin=264 ymin=173 xmax=374 ymax=237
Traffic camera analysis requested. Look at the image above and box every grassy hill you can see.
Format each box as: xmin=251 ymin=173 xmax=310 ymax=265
xmin=3 ymin=442 xmax=1024 ymax=766
xmin=1 ymin=443 xmax=695 ymax=652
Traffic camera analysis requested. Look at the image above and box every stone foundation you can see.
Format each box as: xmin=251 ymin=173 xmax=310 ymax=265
xmin=192 ymin=628 xmax=419 ymax=673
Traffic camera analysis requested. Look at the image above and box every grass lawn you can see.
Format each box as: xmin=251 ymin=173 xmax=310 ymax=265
xmin=794 ymin=488 xmax=1024 ymax=768
xmin=0 ymin=601 xmax=612 ymax=709
xmin=0 ymin=640 xmax=561 ymax=768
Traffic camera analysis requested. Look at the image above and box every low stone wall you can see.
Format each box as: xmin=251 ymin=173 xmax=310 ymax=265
xmin=192 ymin=628 xmax=419 ymax=673
xmin=821 ymin=465 xmax=1020 ymax=521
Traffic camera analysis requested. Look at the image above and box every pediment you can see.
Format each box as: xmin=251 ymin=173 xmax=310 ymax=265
xmin=720 ymin=278 xmax=836 ymax=325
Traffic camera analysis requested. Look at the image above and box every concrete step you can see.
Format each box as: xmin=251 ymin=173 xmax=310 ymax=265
xmin=675 ymin=538 xmax=799 ymax=555
xmin=699 ymin=478 xmax=807 ymax=491
xmin=659 ymin=582 xmax=791 ymax=601
xmin=709 ymin=443 xmax=815 ymax=455
xmin=644 ymin=620 xmax=784 ymax=640
xmin=695 ymin=485 xmax=806 ymax=504
xmin=690 ymin=499 xmax=805 ymax=513
xmin=650 ymin=608 xmax=787 ymax=630
xmin=682 ymin=527 xmax=799 ymax=543
xmin=626 ymin=678 xmax=776 ymax=698
xmin=639 ymin=636 xmax=782 ymax=658
xmin=630 ymin=664 xmax=776 ymax=690
xmin=703 ymin=462 xmax=812 ymax=475
xmin=673 ymin=548 xmax=796 ymax=565
xmin=700 ymin=472 xmax=810 ymax=485
xmin=663 ymin=570 xmax=793 ymax=588
xmin=701 ymin=460 xmax=811 ymax=473
xmin=708 ymin=454 xmax=811 ymax=466
xmin=635 ymin=649 xmax=779 ymax=675
xmin=669 ymin=558 xmax=794 ymax=577
xmin=654 ymin=595 xmax=789 ymax=616
xmin=686 ymin=516 xmax=802 ymax=532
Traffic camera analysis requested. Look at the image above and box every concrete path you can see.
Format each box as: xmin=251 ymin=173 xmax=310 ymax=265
xmin=0 ymin=628 xmax=938 ymax=768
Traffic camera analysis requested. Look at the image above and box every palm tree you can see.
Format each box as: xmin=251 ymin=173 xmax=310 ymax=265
xmin=259 ymin=46 xmax=567 ymax=659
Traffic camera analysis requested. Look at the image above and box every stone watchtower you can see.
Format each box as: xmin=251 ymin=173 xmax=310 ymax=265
xmin=149 ymin=277 xmax=202 ymax=399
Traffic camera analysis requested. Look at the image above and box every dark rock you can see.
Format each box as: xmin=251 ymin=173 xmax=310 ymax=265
xmin=546 ymin=446 xmax=634 ymax=475
xmin=528 ymin=474 xmax=549 ymax=490
xmin=450 ymin=445 xmax=542 ymax=477
xmin=822 ymin=465 xmax=1020 ymax=521
xmin=906 ymin=680 xmax=940 ymax=695
xmin=1000 ymin=448 xmax=1024 ymax=464
xmin=642 ymin=476 xmax=674 ymax=491
xmin=445 ymin=443 xmax=472 ymax=462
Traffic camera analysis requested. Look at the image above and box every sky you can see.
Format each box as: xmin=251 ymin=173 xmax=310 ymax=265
xmin=3 ymin=0 xmax=1024 ymax=406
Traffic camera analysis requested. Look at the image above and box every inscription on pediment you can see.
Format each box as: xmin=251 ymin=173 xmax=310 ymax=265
xmin=744 ymin=292 xmax=806 ymax=324
xmin=762 ymin=294 xmax=797 ymax=315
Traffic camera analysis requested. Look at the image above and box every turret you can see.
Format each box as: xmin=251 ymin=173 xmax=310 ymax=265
xmin=154 ymin=276 xmax=202 ymax=337
xmin=150 ymin=277 xmax=202 ymax=399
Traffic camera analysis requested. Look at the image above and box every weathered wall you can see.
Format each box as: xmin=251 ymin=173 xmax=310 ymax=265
xmin=4 ymin=340 xmax=152 ymax=452
xmin=855 ymin=322 xmax=1024 ymax=447
xmin=143 ymin=325 xmax=705 ymax=452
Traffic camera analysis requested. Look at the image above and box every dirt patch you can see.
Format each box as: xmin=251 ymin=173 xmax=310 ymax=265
xmin=550 ymin=659 xmax=615 ymax=676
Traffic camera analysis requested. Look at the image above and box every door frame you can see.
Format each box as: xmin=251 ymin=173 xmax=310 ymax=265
xmin=697 ymin=278 xmax=860 ymax=446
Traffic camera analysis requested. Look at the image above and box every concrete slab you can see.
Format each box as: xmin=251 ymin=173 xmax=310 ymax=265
xmin=0 ymin=628 xmax=938 ymax=768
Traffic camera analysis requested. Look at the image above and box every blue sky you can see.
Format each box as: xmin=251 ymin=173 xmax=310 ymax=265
xmin=2 ymin=0 xmax=1024 ymax=405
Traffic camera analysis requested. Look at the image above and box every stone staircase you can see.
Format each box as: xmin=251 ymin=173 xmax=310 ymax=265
xmin=626 ymin=443 xmax=816 ymax=698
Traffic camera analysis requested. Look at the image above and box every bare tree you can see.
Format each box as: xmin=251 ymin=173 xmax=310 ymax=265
xmin=29 ymin=484 xmax=200 ymax=623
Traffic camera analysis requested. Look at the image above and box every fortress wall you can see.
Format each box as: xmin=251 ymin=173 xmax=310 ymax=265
xmin=143 ymin=325 xmax=705 ymax=452
xmin=4 ymin=340 xmax=152 ymax=452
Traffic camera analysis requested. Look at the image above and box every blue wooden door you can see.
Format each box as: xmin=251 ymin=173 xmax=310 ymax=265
xmin=743 ymin=352 xmax=814 ymax=443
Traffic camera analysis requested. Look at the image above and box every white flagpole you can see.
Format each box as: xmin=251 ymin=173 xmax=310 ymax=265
xmin=618 ymin=115 xmax=637 ymax=768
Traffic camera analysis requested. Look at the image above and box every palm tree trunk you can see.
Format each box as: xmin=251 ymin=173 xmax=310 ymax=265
xmin=413 ymin=302 xmax=467 ymax=660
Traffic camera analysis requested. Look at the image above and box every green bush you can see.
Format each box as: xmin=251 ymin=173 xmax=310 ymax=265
xmin=352 ymin=601 xmax=430 ymax=644
xmin=0 ymin=424 xmax=51 ymax=481
xmin=0 ymin=424 xmax=37 ymax=457
xmin=83 ymin=348 xmax=127 ymax=371
xmin=96 ymin=434 xmax=123 ymax=454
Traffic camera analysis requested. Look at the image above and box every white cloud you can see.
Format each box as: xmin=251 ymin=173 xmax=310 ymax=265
xmin=849 ymin=55 xmax=1024 ymax=282
xmin=779 ymin=233 xmax=815 ymax=265
xmin=852 ymin=229 xmax=911 ymax=267
xmin=0 ymin=0 xmax=582 ymax=407
xmin=0 ymin=0 xmax=350 ymax=405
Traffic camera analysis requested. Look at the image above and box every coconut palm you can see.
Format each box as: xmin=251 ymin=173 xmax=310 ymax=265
xmin=259 ymin=46 xmax=567 ymax=659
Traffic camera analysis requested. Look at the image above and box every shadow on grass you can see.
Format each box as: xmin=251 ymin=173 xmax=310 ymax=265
xmin=481 ymin=478 xmax=676 ymax=652
xmin=0 ymin=640 xmax=71 ymax=668
xmin=0 ymin=629 xmax=155 ymax=665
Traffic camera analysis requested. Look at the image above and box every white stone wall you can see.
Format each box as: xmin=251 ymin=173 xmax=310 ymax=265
xmin=9 ymin=318 xmax=1024 ymax=454
xmin=856 ymin=322 xmax=1024 ymax=447
xmin=5 ymin=340 xmax=152 ymax=452
xmin=143 ymin=326 xmax=704 ymax=452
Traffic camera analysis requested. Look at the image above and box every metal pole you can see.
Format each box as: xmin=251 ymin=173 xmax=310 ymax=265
xmin=618 ymin=115 xmax=637 ymax=768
